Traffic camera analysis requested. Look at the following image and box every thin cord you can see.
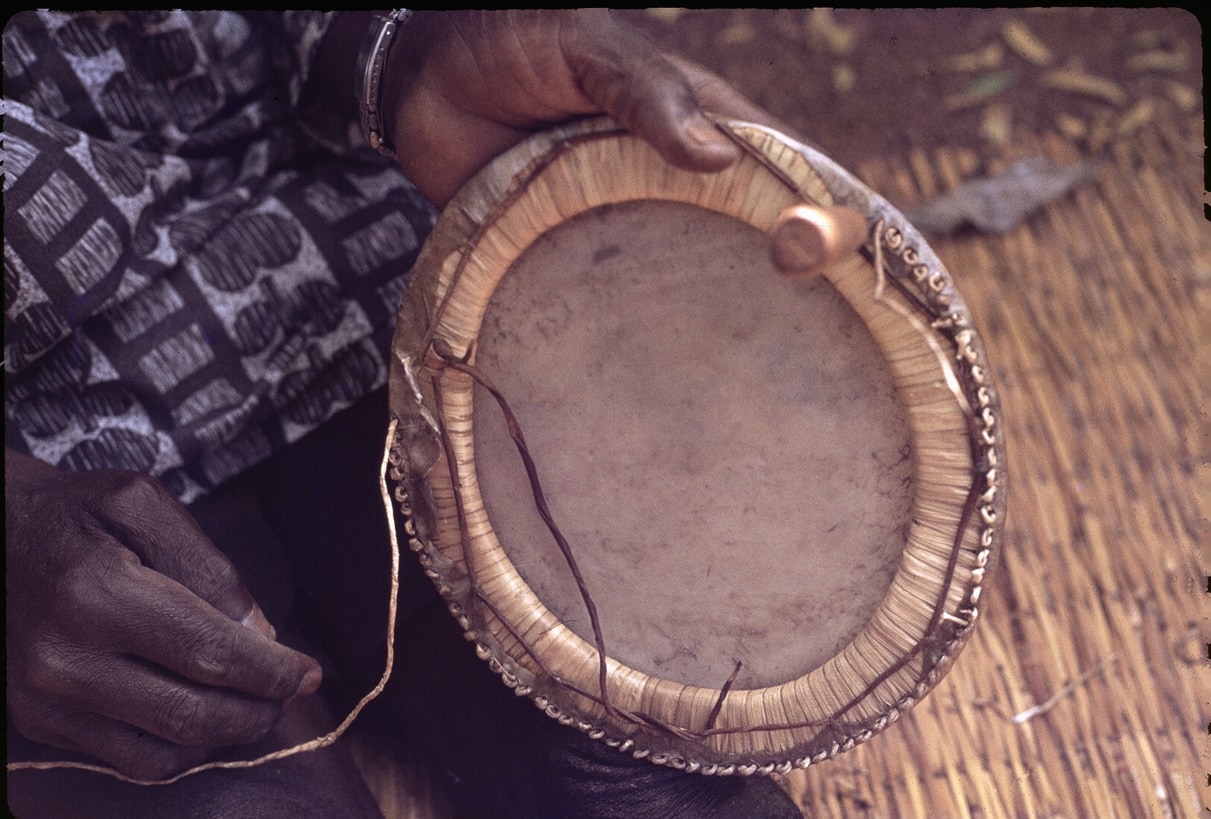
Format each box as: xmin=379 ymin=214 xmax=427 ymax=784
xmin=6 ymin=420 xmax=405 ymax=786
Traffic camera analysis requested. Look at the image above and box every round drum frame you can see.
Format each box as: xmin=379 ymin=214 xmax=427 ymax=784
xmin=385 ymin=117 xmax=1005 ymax=775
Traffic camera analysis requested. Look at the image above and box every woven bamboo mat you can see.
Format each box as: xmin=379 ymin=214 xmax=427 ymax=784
xmin=351 ymin=105 xmax=1207 ymax=817
xmin=774 ymin=109 xmax=1207 ymax=817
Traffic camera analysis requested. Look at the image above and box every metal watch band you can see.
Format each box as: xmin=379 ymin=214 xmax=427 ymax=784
xmin=357 ymin=9 xmax=413 ymax=158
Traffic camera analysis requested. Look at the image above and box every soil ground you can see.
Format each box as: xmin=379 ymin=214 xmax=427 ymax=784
xmin=620 ymin=8 xmax=1203 ymax=174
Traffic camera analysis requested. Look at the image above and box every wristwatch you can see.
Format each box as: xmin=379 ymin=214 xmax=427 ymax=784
xmin=356 ymin=9 xmax=413 ymax=158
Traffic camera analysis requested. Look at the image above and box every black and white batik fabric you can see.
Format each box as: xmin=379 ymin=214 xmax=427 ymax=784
xmin=3 ymin=11 xmax=437 ymax=502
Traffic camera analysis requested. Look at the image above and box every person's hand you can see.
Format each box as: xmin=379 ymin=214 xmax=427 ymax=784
xmin=5 ymin=450 xmax=322 ymax=781
xmin=383 ymin=10 xmax=788 ymax=207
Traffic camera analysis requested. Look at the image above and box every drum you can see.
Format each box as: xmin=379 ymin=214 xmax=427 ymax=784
xmin=384 ymin=116 xmax=1005 ymax=775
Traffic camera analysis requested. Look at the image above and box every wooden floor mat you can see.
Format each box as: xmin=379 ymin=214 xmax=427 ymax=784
xmin=352 ymin=106 xmax=1207 ymax=818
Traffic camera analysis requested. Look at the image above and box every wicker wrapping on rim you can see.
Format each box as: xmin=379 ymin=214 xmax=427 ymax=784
xmin=384 ymin=117 xmax=1005 ymax=772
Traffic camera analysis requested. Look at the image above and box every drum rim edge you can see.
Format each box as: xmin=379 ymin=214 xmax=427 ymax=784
xmin=385 ymin=116 xmax=1006 ymax=772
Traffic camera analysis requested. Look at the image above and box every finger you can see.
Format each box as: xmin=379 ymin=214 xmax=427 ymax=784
xmin=83 ymin=546 xmax=321 ymax=700
xmin=31 ymin=646 xmax=286 ymax=749
xmin=570 ymin=29 xmax=740 ymax=172
xmin=91 ymin=472 xmax=268 ymax=631
xmin=663 ymin=55 xmax=804 ymax=139
xmin=78 ymin=656 xmax=285 ymax=749
xmin=9 ymin=696 xmax=213 ymax=782
xmin=123 ymin=563 xmax=322 ymax=699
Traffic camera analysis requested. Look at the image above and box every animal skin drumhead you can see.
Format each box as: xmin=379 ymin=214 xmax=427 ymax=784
xmin=471 ymin=199 xmax=911 ymax=691
xmin=385 ymin=116 xmax=1005 ymax=774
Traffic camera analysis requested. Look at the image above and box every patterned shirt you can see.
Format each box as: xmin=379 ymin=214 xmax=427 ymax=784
xmin=3 ymin=11 xmax=437 ymax=502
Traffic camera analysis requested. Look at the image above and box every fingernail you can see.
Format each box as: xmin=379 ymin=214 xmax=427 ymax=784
xmin=685 ymin=115 xmax=724 ymax=147
xmin=240 ymin=604 xmax=276 ymax=641
xmin=298 ymin=665 xmax=323 ymax=696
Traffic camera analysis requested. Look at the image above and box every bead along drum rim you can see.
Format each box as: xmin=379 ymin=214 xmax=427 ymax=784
xmin=385 ymin=116 xmax=1006 ymax=773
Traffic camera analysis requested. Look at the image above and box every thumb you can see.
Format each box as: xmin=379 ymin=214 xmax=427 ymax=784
xmin=571 ymin=30 xmax=741 ymax=172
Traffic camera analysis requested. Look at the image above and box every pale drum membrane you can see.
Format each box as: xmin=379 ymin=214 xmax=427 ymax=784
xmin=387 ymin=118 xmax=1005 ymax=770
xmin=470 ymin=199 xmax=913 ymax=692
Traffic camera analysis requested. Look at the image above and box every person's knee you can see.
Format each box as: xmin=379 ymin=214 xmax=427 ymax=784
xmin=537 ymin=729 xmax=803 ymax=819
